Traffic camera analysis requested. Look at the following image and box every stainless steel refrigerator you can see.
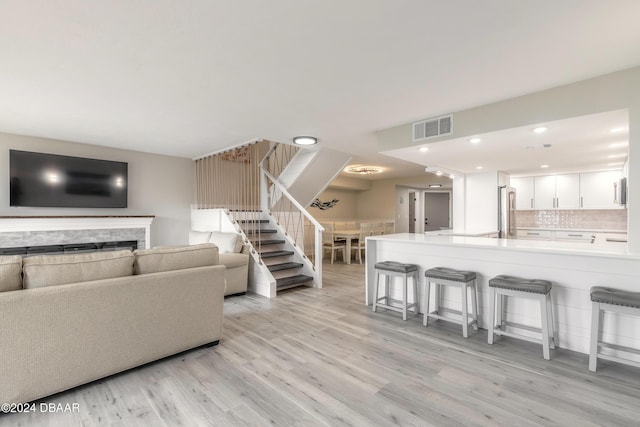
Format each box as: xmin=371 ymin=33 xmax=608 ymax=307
xmin=498 ymin=186 xmax=517 ymax=238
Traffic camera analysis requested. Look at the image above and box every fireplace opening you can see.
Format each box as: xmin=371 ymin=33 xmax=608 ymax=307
xmin=0 ymin=240 xmax=138 ymax=256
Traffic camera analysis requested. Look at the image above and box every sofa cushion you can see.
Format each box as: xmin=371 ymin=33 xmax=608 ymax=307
xmin=23 ymin=250 xmax=134 ymax=289
xmin=134 ymin=243 xmax=219 ymax=275
xmin=209 ymin=232 xmax=242 ymax=253
xmin=0 ymin=255 xmax=23 ymax=292
xmin=189 ymin=231 xmax=212 ymax=245
xmin=219 ymin=252 xmax=249 ymax=269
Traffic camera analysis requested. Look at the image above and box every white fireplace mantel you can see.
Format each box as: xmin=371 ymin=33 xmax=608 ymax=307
xmin=0 ymin=216 xmax=154 ymax=249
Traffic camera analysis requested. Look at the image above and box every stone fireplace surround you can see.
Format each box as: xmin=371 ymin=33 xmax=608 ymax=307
xmin=0 ymin=216 xmax=154 ymax=253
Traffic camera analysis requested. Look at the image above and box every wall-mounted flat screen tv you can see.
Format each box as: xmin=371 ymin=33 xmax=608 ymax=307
xmin=10 ymin=150 xmax=128 ymax=208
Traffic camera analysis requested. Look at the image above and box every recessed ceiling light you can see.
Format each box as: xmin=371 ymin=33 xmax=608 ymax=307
xmin=609 ymin=141 xmax=629 ymax=148
xmin=610 ymin=127 xmax=626 ymax=133
xmin=292 ymin=136 xmax=318 ymax=146
xmin=436 ymin=171 xmax=443 ymax=176
xmin=607 ymin=153 xmax=626 ymax=159
xmin=540 ymin=164 xmax=550 ymax=168
xmin=469 ymin=138 xmax=482 ymax=144
xmin=344 ymin=165 xmax=383 ymax=175
xmin=419 ymin=147 xmax=429 ymax=152
xmin=476 ymin=166 xmax=483 ymax=170
xmin=428 ymin=184 xmax=442 ymax=188
xmin=533 ymin=127 xmax=548 ymax=134
xmin=449 ymin=174 xmax=456 ymax=179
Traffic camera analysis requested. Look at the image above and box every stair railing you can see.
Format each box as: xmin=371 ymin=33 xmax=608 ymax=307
xmin=260 ymin=166 xmax=324 ymax=286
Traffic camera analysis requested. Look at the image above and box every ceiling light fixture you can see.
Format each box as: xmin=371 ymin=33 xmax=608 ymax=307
xmin=533 ymin=127 xmax=548 ymax=134
xmin=419 ymin=147 xmax=429 ymax=152
xmin=476 ymin=166 xmax=483 ymax=170
xmin=436 ymin=171 xmax=443 ymax=176
xmin=292 ymin=136 xmax=318 ymax=146
xmin=470 ymin=138 xmax=482 ymax=144
xmin=345 ymin=166 xmax=383 ymax=175
xmin=428 ymin=184 xmax=442 ymax=188
xmin=540 ymin=164 xmax=550 ymax=168
xmin=449 ymin=174 xmax=456 ymax=179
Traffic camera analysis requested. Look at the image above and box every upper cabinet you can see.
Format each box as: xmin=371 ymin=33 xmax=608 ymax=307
xmin=512 ymin=170 xmax=622 ymax=210
xmin=579 ymin=170 xmax=623 ymax=209
xmin=511 ymin=177 xmax=534 ymax=210
xmin=533 ymin=174 xmax=580 ymax=210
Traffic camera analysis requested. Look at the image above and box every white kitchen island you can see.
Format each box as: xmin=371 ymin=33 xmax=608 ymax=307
xmin=365 ymin=233 xmax=640 ymax=356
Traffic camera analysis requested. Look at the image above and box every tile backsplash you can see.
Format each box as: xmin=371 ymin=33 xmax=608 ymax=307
xmin=516 ymin=209 xmax=627 ymax=230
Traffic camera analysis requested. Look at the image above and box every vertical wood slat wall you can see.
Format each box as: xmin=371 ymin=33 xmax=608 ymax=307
xmin=195 ymin=141 xmax=269 ymax=211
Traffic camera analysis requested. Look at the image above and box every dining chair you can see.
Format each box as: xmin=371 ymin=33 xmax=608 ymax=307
xmin=322 ymin=223 xmax=346 ymax=264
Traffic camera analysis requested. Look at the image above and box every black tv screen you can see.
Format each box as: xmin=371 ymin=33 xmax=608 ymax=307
xmin=10 ymin=150 xmax=128 ymax=208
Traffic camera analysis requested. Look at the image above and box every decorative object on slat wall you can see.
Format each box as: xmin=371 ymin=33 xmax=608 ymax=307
xmin=219 ymin=145 xmax=251 ymax=163
xmin=310 ymin=199 xmax=339 ymax=210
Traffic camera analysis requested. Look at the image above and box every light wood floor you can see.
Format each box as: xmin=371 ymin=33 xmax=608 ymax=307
xmin=3 ymin=262 xmax=640 ymax=426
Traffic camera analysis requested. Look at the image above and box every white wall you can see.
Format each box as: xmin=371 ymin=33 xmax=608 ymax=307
xmin=308 ymin=188 xmax=359 ymax=221
xmin=0 ymin=132 xmax=194 ymax=247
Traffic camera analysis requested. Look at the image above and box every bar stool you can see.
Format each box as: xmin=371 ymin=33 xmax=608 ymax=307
xmin=589 ymin=286 xmax=640 ymax=372
xmin=488 ymin=275 xmax=556 ymax=360
xmin=373 ymin=261 xmax=420 ymax=321
xmin=423 ymin=267 xmax=478 ymax=338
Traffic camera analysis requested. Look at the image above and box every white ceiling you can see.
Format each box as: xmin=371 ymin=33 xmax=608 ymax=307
xmin=383 ymin=109 xmax=629 ymax=177
xmin=1 ymin=1 xmax=640 ymax=179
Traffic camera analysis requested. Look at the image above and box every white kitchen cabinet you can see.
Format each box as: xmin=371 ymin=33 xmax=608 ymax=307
xmin=579 ymin=170 xmax=623 ymax=209
xmin=510 ymin=177 xmax=534 ymax=210
xmin=534 ymin=175 xmax=556 ymax=209
xmin=555 ymin=174 xmax=580 ymax=209
xmin=534 ymin=174 xmax=579 ymax=209
xmin=509 ymin=176 xmax=533 ymax=211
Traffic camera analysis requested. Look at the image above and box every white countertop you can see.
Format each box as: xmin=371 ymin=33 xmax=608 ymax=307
xmin=424 ymin=229 xmax=498 ymax=237
xmin=517 ymin=227 xmax=627 ymax=234
xmin=367 ymin=233 xmax=639 ymax=260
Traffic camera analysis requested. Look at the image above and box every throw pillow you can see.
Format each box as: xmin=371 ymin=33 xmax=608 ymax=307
xmin=189 ymin=231 xmax=212 ymax=245
xmin=0 ymin=255 xmax=23 ymax=292
xmin=209 ymin=232 xmax=242 ymax=253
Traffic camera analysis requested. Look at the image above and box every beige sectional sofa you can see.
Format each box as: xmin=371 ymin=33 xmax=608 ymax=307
xmin=0 ymin=244 xmax=226 ymax=405
xmin=189 ymin=231 xmax=249 ymax=295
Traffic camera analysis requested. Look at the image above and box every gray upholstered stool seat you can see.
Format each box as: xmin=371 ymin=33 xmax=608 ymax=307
xmin=590 ymin=286 xmax=640 ymax=308
xmin=589 ymin=286 xmax=640 ymax=372
xmin=425 ymin=267 xmax=476 ymax=282
xmin=489 ymin=275 xmax=551 ymax=294
xmin=488 ymin=275 xmax=556 ymax=360
xmin=423 ymin=267 xmax=479 ymax=338
xmin=375 ymin=261 xmax=418 ymax=274
xmin=373 ymin=261 xmax=420 ymax=321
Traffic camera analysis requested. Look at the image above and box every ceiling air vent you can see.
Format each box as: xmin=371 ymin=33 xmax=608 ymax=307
xmin=413 ymin=114 xmax=453 ymax=142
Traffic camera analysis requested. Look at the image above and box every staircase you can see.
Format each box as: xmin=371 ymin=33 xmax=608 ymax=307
xmin=239 ymin=217 xmax=313 ymax=291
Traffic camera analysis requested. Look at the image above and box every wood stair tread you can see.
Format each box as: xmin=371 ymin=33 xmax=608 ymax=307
xmin=246 ymin=229 xmax=277 ymax=234
xmin=260 ymin=250 xmax=294 ymax=258
xmin=239 ymin=219 xmax=269 ymax=224
xmin=276 ymin=274 xmax=313 ymax=289
xmin=268 ymin=262 xmax=304 ymax=272
xmin=256 ymin=239 xmax=285 ymax=245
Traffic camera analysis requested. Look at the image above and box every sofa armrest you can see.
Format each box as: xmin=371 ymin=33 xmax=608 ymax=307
xmin=241 ymin=244 xmax=251 ymax=255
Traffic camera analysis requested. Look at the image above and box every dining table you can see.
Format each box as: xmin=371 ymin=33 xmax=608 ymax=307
xmin=333 ymin=229 xmax=361 ymax=264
